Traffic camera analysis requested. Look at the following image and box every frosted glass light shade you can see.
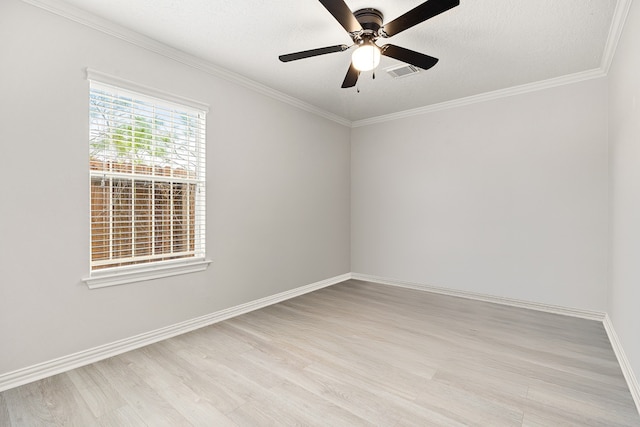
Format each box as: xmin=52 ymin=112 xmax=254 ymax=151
xmin=352 ymin=44 xmax=381 ymax=72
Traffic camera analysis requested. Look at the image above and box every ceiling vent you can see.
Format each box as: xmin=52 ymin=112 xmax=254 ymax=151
xmin=386 ymin=64 xmax=420 ymax=78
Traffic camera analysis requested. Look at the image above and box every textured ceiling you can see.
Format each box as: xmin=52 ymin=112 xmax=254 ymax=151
xmin=51 ymin=0 xmax=618 ymax=122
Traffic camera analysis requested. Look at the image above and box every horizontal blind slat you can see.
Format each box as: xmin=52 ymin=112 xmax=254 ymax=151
xmin=89 ymin=80 xmax=206 ymax=272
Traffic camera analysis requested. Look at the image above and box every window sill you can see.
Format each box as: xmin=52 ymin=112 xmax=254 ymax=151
xmin=82 ymin=258 xmax=212 ymax=289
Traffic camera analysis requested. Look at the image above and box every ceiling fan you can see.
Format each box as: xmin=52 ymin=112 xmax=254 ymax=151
xmin=279 ymin=0 xmax=460 ymax=88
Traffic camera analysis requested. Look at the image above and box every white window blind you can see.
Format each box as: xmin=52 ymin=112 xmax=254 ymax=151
xmin=88 ymin=79 xmax=206 ymax=273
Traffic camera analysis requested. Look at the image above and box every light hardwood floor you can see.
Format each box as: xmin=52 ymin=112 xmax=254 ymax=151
xmin=1 ymin=280 xmax=639 ymax=426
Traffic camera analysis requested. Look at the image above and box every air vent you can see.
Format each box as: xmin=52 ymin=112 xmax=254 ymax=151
xmin=386 ymin=64 xmax=420 ymax=78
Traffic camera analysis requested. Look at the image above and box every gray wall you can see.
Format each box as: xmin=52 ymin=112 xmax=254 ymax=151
xmin=2 ymin=0 xmax=637 ymax=391
xmin=609 ymin=0 xmax=640 ymax=391
xmin=0 ymin=0 xmax=351 ymax=375
xmin=351 ymin=78 xmax=609 ymax=311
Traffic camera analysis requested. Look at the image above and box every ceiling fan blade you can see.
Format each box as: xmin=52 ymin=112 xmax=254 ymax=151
xmin=279 ymin=44 xmax=348 ymax=62
xmin=382 ymin=0 xmax=459 ymax=37
xmin=319 ymin=0 xmax=363 ymax=34
xmin=341 ymin=63 xmax=359 ymax=88
xmin=381 ymin=44 xmax=439 ymax=70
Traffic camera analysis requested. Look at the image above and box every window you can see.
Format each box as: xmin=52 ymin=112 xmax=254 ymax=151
xmin=85 ymin=70 xmax=209 ymax=288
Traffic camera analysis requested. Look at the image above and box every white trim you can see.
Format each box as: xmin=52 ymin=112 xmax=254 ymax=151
xmin=603 ymin=314 xmax=640 ymax=414
xmin=21 ymin=0 xmax=632 ymax=128
xmin=354 ymin=273 xmax=639 ymax=413
xmin=351 ymin=69 xmax=606 ymax=127
xmin=351 ymin=273 xmax=606 ymax=321
xmin=601 ymin=0 xmax=635 ymax=74
xmin=87 ymin=68 xmax=209 ymax=112
xmin=5 ymin=270 xmax=639 ymax=410
xmin=22 ymin=0 xmax=630 ymax=129
xmin=83 ymin=258 xmax=213 ymax=289
xmin=21 ymin=0 xmax=351 ymax=128
xmin=0 ymin=273 xmax=351 ymax=392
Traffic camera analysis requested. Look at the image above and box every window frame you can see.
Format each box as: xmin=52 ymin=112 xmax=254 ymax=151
xmin=82 ymin=69 xmax=211 ymax=289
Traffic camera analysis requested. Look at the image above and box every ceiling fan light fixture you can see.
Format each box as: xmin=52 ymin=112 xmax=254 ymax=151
xmin=351 ymin=43 xmax=381 ymax=72
xmin=278 ymin=0 xmax=460 ymax=88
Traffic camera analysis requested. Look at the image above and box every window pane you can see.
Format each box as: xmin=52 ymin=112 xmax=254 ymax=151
xmin=89 ymin=80 xmax=206 ymax=271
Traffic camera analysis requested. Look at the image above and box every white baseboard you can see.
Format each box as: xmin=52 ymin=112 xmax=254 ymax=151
xmin=352 ymin=273 xmax=640 ymax=415
xmin=0 ymin=273 xmax=351 ymax=392
xmin=4 ymin=270 xmax=637 ymax=418
xmin=350 ymin=273 xmax=606 ymax=321
xmin=603 ymin=314 xmax=640 ymax=415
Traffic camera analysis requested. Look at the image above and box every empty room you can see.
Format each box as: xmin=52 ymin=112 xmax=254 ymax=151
xmin=1 ymin=0 xmax=640 ymax=425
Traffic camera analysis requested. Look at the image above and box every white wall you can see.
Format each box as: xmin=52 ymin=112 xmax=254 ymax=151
xmin=609 ymin=0 xmax=640 ymax=389
xmin=0 ymin=0 xmax=350 ymax=375
xmin=352 ymin=78 xmax=609 ymax=311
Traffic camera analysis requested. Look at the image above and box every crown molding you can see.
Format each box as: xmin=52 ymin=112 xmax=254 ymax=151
xmin=21 ymin=0 xmax=632 ymax=128
xmin=601 ymin=0 xmax=634 ymax=73
xmin=351 ymin=68 xmax=606 ymax=127
xmin=350 ymin=0 xmax=632 ymax=127
xmin=20 ymin=0 xmax=352 ymax=128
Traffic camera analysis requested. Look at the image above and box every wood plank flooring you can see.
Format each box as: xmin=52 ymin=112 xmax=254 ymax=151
xmin=1 ymin=279 xmax=638 ymax=426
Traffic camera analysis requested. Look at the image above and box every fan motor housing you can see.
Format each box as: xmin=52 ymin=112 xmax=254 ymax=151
xmin=354 ymin=8 xmax=383 ymax=33
xmin=277 ymin=0 xmax=459 ymax=88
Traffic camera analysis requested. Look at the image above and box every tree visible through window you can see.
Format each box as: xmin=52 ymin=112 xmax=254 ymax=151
xmin=89 ymin=80 xmax=206 ymax=271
